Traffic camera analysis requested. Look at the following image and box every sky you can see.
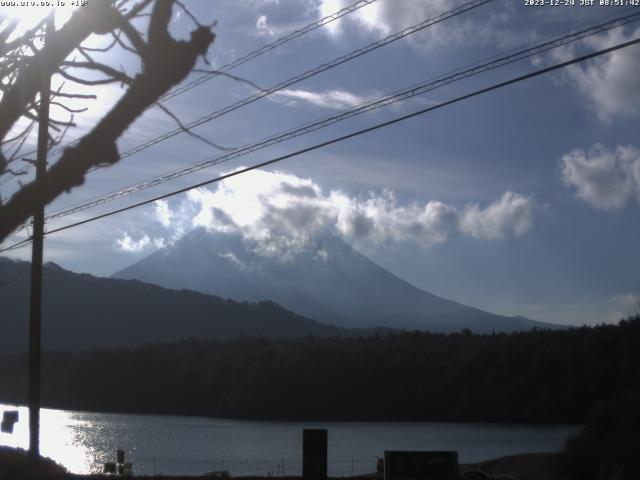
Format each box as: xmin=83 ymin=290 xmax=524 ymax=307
xmin=1 ymin=0 xmax=640 ymax=326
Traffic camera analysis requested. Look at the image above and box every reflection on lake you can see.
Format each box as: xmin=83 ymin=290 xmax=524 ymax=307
xmin=0 ymin=403 xmax=579 ymax=476
xmin=0 ymin=405 xmax=92 ymax=473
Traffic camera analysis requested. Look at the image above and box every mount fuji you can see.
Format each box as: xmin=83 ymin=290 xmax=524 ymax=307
xmin=113 ymin=228 xmax=558 ymax=333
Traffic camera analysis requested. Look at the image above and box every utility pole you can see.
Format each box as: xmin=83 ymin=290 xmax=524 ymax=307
xmin=29 ymin=13 xmax=54 ymax=460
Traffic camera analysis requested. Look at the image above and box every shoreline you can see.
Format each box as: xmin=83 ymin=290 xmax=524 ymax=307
xmin=460 ymin=453 xmax=564 ymax=480
xmin=0 ymin=401 xmax=583 ymax=426
xmin=1 ymin=447 xmax=566 ymax=480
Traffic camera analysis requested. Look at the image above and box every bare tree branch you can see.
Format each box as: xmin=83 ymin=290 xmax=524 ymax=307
xmin=112 ymin=6 xmax=150 ymax=57
xmin=0 ymin=17 xmax=46 ymax=57
xmin=111 ymin=29 xmax=140 ymax=56
xmin=5 ymin=121 xmax=36 ymax=164
xmin=51 ymin=91 xmax=97 ymax=100
xmin=175 ymin=1 xmax=202 ymax=27
xmin=155 ymin=102 xmax=234 ymax=152
xmin=0 ymin=0 xmax=216 ymax=241
xmin=80 ymin=33 xmax=120 ymax=53
xmin=123 ymin=0 xmax=155 ymax=20
xmin=1 ymin=120 xmax=35 ymax=145
xmin=192 ymin=68 xmax=265 ymax=92
xmin=50 ymin=101 xmax=88 ymax=114
xmin=0 ymin=2 xmax=121 ymax=141
xmin=61 ymin=60 xmax=134 ymax=84
xmin=56 ymin=68 xmax=129 ymax=86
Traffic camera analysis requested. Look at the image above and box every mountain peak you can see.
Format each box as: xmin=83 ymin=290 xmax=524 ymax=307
xmin=44 ymin=261 xmax=65 ymax=272
xmin=113 ymin=228 xmax=558 ymax=333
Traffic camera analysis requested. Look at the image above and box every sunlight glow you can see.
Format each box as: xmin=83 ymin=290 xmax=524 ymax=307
xmin=0 ymin=404 xmax=92 ymax=474
xmin=0 ymin=4 xmax=76 ymax=39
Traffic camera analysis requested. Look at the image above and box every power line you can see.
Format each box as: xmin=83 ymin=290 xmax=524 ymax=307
xmin=26 ymin=10 xmax=640 ymax=230
xmin=1 ymin=33 xmax=635 ymax=253
xmin=104 ymin=0 xmax=492 ymax=162
xmin=5 ymin=0 xmax=500 ymax=236
xmin=157 ymin=0 xmax=381 ymax=103
xmin=0 ymin=237 xmax=33 ymax=253
xmin=1 ymin=0 xmax=490 ymax=186
xmin=0 ymin=0 xmax=380 ymax=185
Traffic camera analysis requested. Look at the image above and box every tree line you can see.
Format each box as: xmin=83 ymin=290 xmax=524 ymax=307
xmin=0 ymin=317 xmax=639 ymax=423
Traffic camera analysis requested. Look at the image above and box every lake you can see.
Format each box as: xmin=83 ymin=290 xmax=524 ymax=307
xmin=0 ymin=403 xmax=579 ymax=476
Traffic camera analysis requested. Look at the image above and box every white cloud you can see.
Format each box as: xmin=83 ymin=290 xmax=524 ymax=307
xmin=151 ymin=197 xmax=200 ymax=243
xmin=561 ymin=144 xmax=640 ymax=210
xmin=318 ymin=0 xmax=515 ymax=48
xmin=319 ymin=0 xmax=347 ymax=37
xmin=187 ymin=170 xmax=329 ymax=259
xmin=256 ymin=14 xmax=277 ymax=38
xmin=319 ymin=0 xmax=388 ymax=37
xmin=550 ymin=28 xmax=640 ymax=122
xmin=153 ymin=237 xmax=166 ymax=249
xmin=459 ymin=191 xmax=536 ymax=240
xmin=273 ymin=88 xmax=373 ymax=109
xmin=115 ymin=232 xmax=168 ymax=253
xmin=332 ymin=190 xmax=458 ymax=247
xmin=155 ymin=168 xmax=536 ymax=260
xmin=115 ymin=234 xmax=151 ymax=253
xmin=218 ymin=251 xmax=253 ymax=271
xmin=154 ymin=200 xmax=172 ymax=228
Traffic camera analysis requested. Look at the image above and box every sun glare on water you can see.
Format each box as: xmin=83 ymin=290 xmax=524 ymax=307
xmin=0 ymin=404 xmax=92 ymax=474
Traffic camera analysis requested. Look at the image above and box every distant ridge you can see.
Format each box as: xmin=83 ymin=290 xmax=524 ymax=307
xmin=0 ymin=257 xmax=344 ymax=353
xmin=113 ymin=228 xmax=562 ymax=333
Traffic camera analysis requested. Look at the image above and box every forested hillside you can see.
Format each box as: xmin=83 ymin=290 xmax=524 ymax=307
xmin=1 ymin=317 xmax=638 ymax=423
xmin=0 ymin=258 xmax=344 ymax=352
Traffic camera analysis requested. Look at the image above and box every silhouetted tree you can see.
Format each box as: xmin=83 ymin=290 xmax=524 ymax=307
xmin=0 ymin=0 xmax=216 ymax=241
xmin=1 ymin=316 xmax=639 ymax=422
xmin=558 ymin=389 xmax=640 ymax=480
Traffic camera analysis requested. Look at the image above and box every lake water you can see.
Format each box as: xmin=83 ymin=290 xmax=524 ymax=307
xmin=0 ymin=403 xmax=579 ymax=476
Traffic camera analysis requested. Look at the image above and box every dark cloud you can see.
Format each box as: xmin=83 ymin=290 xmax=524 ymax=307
xmin=279 ymin=182 xmax=318 ymax=198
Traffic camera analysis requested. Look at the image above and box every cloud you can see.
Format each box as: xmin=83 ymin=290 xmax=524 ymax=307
xmin=187 ymin=171 xmax=329 ymax=258
xmin=256 ymin=14 xmax=277 ymax=38
xmin=115 ymin=233 xmax=165 ymax=253
xmin=273 ymin=88 xmax=374 ymax=109
xmin=561 ymin=144 xmax=640 ymax=210
xmin=153 ymin=238 xmax=166 ymax=249
xmin=155 ymin=168 xmax=536 ymax=260
xmin=154 ymin=200 xmax=172 ymax=228
xmin=459 ymin=191 xmax=536 ymax=240
xmin=332 ymin=190 xmax=459 ymax=247
xmin=242 ymin=0 xmax=323 ymax=42
xmin=152 ymin=197 xmax=200 ymax=242
xmin=550 ymin=28 xmax=640 ymax=122
xmin=218 ymin=251 xmax=253 ymax=271
xmin=115 ymin=234 xmax=151 ymax=253
xmin=319 ymin=0 xmax=388 ymax=37
xmin=318 ymin=0 xmax=515 ymax=48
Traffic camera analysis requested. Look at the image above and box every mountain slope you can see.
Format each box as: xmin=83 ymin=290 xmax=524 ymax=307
xmin=113 ymin=228 xmax=558 ymax=332
xmin=0 ymin=257 xmax=344 ymax=353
